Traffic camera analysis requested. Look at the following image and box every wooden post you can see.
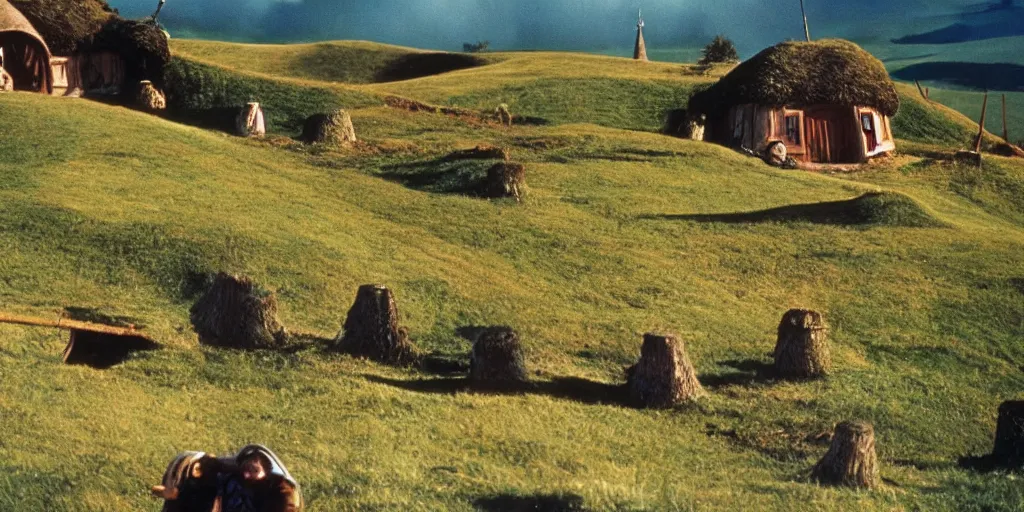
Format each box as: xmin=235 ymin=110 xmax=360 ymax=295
xmin=799 ymin=0 xmax=812 ymax=42
xmin=915 ymin=80 xmax=927 ymax=100
xmin=1003 ymin=94 xmax=1010 ymax=142
xmin=925 ymin=87 xmax=929 ymax=100
xmin=975 ymin=92 xmax=989 ymax=153
xmin=0 ymin=312 xmax=147 ymax=338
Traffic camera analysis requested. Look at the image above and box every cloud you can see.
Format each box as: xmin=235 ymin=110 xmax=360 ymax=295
xmin=108 ymin=0 xmax=946 ymax=53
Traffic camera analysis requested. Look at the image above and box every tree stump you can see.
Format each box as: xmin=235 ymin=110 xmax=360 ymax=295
xmin=764 ymin=141 xmax=788 ymax=166
xmin=301 ymin=109 xmax=356 ymax=145
xmin=469 ymin=326 xmax=528 ymax=390
xmin=992 ymin=400 xmax=1024 ymax=467
xmin=189 ymin=273 xmax=288 ymax=350
xmin=484 ymin=162 xmax=526 ymax=202
xmin=774 ymin=309 xmax=830 ymax=379
xmin=627 ymin=333 xmax=704 ymax=408
xmin=812 ymin=420 xmax=880 ymax=489
xmin=235 ymin=102 xmax=266 ymax=138
xmin=137 ymin=80 xmax=166 ymax=111
xmin=495 ymin=104 xmax=513 ymax=127
xmin=333 ymin=285 xmax=417 ymax=365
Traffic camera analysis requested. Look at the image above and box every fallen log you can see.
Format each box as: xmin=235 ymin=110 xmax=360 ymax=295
xmin=0 ymin=312 xmax=147 ymax=338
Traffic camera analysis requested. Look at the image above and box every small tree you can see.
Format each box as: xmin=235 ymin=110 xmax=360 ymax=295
xmin=462 ymin=41 xmax=490 ymax=53
xmin=698 ymin=35 xmax=739 ymax=66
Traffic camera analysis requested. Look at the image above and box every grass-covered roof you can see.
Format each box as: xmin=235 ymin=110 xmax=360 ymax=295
xmin=8 ymin=0 xmax=115 ymax=55
xmin=689 ymin=39 xmax=900 ymax=117
xmin=1 ymin=0 xmax=48 ymax=54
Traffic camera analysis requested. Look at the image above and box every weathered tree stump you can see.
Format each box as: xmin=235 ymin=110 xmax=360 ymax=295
xmin=137 ymin=80 xmax=167 ymax=111
xmin=235 ymin=102 xmax=266 ymax=138
xmin=484 ymin=162 xmax=526 ymax=201
xmin=774 ymin=309 xmax=830 ymax=379
xmin=992 ymin=400 xmax=1024 ymax=467
xmin=469 ymin=326 xmax=528 ymax=390
xmin=189 ymin=273 xmax=288 ymax=350
xmin=812 ymin=420 xmax=880 ymax=489
xmin=333 ymin=285 xmax=417 ymax=365
xmin=302 ymin=109 xmax=356 ymax=144
xmin=627 ymin=333 xmax=704 ymax=408
xmin=495 ymin=104 xmax=513 ymax=127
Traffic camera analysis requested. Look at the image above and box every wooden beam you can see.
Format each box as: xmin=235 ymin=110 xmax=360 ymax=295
xmin=800 ymin=0 xmax=811 ymax=41
xmin=1003 ymin=94 xmax=1010 ymax=142
xmin=915 ymin=80 xmax=927 ymax=100
xmin=0 ymin=312 xmax=150 ymax=339
xmin=975 ymin=91 xmax=989 ymax=153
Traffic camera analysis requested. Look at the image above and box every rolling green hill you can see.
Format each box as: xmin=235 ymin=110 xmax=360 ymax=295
xmin=1 ymin=40 xmax=1023 ymax=511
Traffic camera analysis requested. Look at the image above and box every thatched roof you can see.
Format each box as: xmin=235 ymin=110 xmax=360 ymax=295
xmin=8 ymin=0 xmax=114 ymax=55
xmin=689 ymin=39 xmax=899 ymax=117
xmin=0 ymin=0 xmax=50 ymax=56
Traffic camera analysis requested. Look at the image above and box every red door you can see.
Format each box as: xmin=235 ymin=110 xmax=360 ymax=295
xmin=804 ymin=107 xmax=852 ymax=163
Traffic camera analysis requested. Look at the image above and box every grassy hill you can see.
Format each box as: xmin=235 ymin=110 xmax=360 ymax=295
xmin=1 ymin=40 xmax=1024 ymax=511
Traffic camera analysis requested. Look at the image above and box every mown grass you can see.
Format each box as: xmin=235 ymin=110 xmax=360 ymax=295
xmin=1 ymin=41 xmax=1023 ymax=511
xmin=163 ymin=58 xmax=382 ymax=135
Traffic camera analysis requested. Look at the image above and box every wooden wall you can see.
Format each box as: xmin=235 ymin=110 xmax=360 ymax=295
xmin=705 ymin=103 xmax=897 ymax=164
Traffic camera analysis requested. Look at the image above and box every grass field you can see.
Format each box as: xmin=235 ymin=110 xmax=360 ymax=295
xmin=1 ymin=39 xmax=1023 ymax=511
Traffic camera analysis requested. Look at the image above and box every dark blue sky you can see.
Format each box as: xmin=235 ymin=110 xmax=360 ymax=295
xmin=109 ymin=0 xmax=974 ymax=53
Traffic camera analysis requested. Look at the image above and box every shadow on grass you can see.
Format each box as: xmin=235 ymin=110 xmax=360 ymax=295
xmin=63 ymin=331 xmax=159 ymax=369
xmin=63 ymin=307 xmax=144 ymax=329
xmin=700 ymin=359 xmax=777 ymax=389
xmin=363 ymin=375 xmax=628 ymax=405
xmin=379 ymin=158 xmax=493 ymax=195
xmin=958 ymin=454 xmax=1022 ymax=474
xmin=473 ymin=493 xmax=588 ymax=512
xmin=375 ymin=53 xmax=486 ymax=83
xmin=549 ymin=148 xmax=683 ymax=164
xmin=420 ymin=353 xmax=470 ymax=375
xmin=640 ymin=192 xmax=942 ymax=228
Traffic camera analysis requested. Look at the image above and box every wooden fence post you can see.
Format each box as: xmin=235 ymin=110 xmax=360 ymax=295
xmin=1003 ymin=94 xmax=1009 ymax=143
xmin=975 ymin=91 xmax=989 ymax=153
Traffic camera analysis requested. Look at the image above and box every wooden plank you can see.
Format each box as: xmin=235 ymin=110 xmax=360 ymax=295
xmin=0 ymin=312 xmax=150 ymax=339
xmin=975 ymin=92 xmax=989 ymax=153
xmin=1004 ymin=94 xmax=1010 ymax=142
xmin=823 ymin=119 xmax=832 ymax=163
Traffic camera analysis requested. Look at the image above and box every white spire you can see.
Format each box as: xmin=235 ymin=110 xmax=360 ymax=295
xmin=638 ymin=8 xmax=645 ymax=29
